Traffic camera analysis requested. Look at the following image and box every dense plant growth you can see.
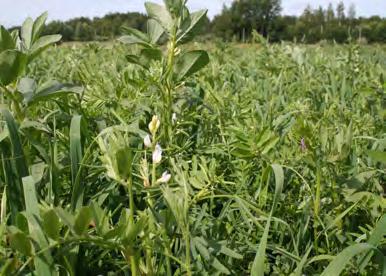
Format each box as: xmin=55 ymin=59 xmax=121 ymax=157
xmin=0 ymin=0 xmax=385 ymax=275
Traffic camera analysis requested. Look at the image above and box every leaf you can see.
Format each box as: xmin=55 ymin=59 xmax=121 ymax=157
xmin=293 ymin=245 xmax=312 ymax=276
xmin=9 ymin=231 xmax=32 ymax=256
xmin=42 ymin=209 xmax=61 ymax=240
xmin=125 ymin=48 xmax=162 ymax=69
xmin=174 ymin=50 xmax=209 ymax=81
xmin=177 ymin=9 xmax=207 ymax=44
xmin=22 ymin=80 xmax=82 ymax=106
xmin=31 ymin=12 xmax=48 ymax=43
xmin=164 ymin=0 xmax=185 ymax=16
xmin=141 ymin=48 xmax=162 ymax=63
xmin=367 ymin=150 xmax=386 ymax=165
xmin=251 ymin=164 xmax=284 ymax=276
xmin=22 ymin=176 xmax=53 ymax=275
xmin=1 ymin=107 xmax=28 ymax=178
xmin=21 ymin=17 xmax=33 ymax=50
xmin=70 ymin=115 xmax=83 ymax=212
xmin=0 ymin=26 xmax=15 ymax=52
xmin=18 ymin=77 xmax=37 ymax=95
xmin=145 ymin=2 xmax=173 ymax=32
xmin=118 ymin=27 xmax=150 ymax=46
xmin=147 ymin=19 xmax=164 ymax=44
xmin=211 ymin=258 xmax=231 ymax=274
xmin=115 ymin=146 xmax=132 ymax=180
xmin=74 ymin=207 xmax=93 ymax=235
xmin=358 ymin=214 xmax=386 ymax=271
xmin=0 ymin=50 xmax=27 ymax=86
xmin=320 ymin=243 xmax=374 ymax=276
xmin=29 ymin=34 xmax=61 ymax=60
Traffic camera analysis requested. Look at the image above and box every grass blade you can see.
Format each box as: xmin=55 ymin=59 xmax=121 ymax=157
xmin=320 ymin=243 xmax=374 ymax=276
xmin=251 ymin=164 xmax=284 ymax=276
xmin=70 ymin=115 xmax=83 ymax=212
xmin=22 ymin=176 xmax=53 ymax=275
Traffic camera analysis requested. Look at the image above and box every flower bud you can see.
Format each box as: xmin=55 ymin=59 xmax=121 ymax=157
xmin=172 ymin=113 xmax=177 ymax=125
xmin=148 ymin=115 xmax=160 ymax=135
xmin=144 ymin=134 xmax=152 ymax=148
xmin=152 ymin=144 xmax=162 ymax=164
xmin=156 ymin=171 xmax=171 ymax=184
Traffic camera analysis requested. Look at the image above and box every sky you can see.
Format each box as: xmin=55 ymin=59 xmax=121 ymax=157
xmin=1 ymin=0 xmax=385 ymax=27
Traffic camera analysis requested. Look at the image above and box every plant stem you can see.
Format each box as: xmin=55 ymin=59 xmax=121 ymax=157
xmin=163 ymin=27 xmax=177 ymax=143
xmin=126 ymin=177 xmax=137 ymax=276
xmin=162 ymin=229 xmax=172 ymax=276
xmin=313 ymin=167 xmax=321 ymax=251
xmin=184 ymin=230 xmax=192 ymax=276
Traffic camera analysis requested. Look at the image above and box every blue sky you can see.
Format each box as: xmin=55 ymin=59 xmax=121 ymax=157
xmin=1 ymin=0 xmax=385 ymax=27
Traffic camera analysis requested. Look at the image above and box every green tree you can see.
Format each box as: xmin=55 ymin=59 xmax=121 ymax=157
xmin=212 ymin=0 xmax=281 ymax=40
xmin=336 ymin=1 xmax=345 ymax=25
xmin=326 ymin=3 xmax=335 ymax=22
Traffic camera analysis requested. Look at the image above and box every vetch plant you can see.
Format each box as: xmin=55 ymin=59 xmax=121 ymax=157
xmin=0 ymin=13 xmax=82 ymax=121
xmin=119 ymin=0 xmax=209 ymax=142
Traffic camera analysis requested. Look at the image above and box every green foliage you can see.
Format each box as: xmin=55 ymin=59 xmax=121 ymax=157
xmin=0 ymin=2 xmax=385 ymax=275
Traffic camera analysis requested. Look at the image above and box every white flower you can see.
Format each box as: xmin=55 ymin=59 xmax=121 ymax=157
xmin=144 ymin=134 xmax=152 ymax=148
xmin=148 ymin=115 xmax=160 ymax=135
xmin=157 ymin=171 xmax=171 ymax=184
xmin=152 ymin=144 xmax=162 ymax=164
xmin=172 ymin=113 xmax=177 ymax=125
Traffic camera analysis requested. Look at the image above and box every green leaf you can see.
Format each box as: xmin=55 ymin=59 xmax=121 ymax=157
xmin=211 ymin=258 xmax=231 ymax=274
xmin=177 ymin=9 xmax=207 ymax=44
xmin=251 ymin=164 xmax=284 ymax=276
xmin=147 ymin=19 xmax=165 ymax=44
xmin=21 ymin=17 xmax=33 ymax=50
xmin=174 ymin=50 xmax=209 ymax=81
xmin=164 ymin=0 xmax=185 ymax=16
xmin=22 ymin=176 xmax=53 ymax=275
xmin=9 ymin=231 xmax=32 ymax=256
xmin=293 ymin=245 xmax=312 ymax=276
xmin=0 ymin=26 xmax=15 ymax=52
xmin=29 ymin=34 xmax=61 ymax=60
xmin=0 ymin=50 xmax=27 ymax=86
xmin=115 ymin=146 xmax=133 ymax=180
xmin=367 ymin=150 xmax=386 ymax=165
xmin=320 ymin=243 xmax=374 ymax=276
xmin=42 ymin=209 xmax=61 ymax=240
xmin=1 ymin=107 xmax=28 ymax=178
xmin=358 ymin=214 xmax=386 ymax=271
xmin=74 ymin=206 xmax=93 ymax=235
xmin=31 ymin=12 xmax=48 ymax=43
xmin=118 ymin=27 xmax=150 ymax=46
xmin=125 ymin=48 xmax=162 ymax=69
xmin=70 ymin=115 xmax=83 ymax=212
xmin=22 ymin=79 xmax=82 ymax=106
xmin=145 ymin=2 xmax=173 ymax=32
xmin=17 ymin=77 xmax=37 ymax=95
xmin=141 ymin=48 xmax=163 ymax=63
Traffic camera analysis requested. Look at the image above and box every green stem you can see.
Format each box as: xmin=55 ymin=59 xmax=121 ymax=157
xmin=184 ymin=230 xmax=192 ymax=276
xmin=163 ymin=27 xmax=177 ymax=143
xmin=313 ymin=167 xmax=321 ymax=251
xmin=126 ymin=177 xmax=137 ymax=276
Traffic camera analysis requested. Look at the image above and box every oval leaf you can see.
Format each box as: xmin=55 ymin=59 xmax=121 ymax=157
xmin=174 ymin=50 xmax=209 ymax=81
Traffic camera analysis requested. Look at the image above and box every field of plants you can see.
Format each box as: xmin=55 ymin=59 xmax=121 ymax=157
xmin=0 ymin=1 xmax=385 ymax=275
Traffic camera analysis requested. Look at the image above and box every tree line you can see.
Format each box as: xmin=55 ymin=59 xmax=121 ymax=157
xmin=10 ymin=1 xmax=386 ymax=43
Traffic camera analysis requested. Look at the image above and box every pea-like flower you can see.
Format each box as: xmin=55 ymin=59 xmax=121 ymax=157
xmin=152 ymin=144 xmax=162 ymax=164
xmin=157 ymin=171 xmax=171 ymax=184
xmin=148 ymin=115 xmax=160 ymax=135
xmin=144 ymin=134 xmax=152 ymax=148
xmin=172 ymin=113 xmax=177 ymax=125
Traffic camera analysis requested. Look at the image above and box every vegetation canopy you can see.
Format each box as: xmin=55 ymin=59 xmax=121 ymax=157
xmin=0 ymin=0 xmax=385 ymax=275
